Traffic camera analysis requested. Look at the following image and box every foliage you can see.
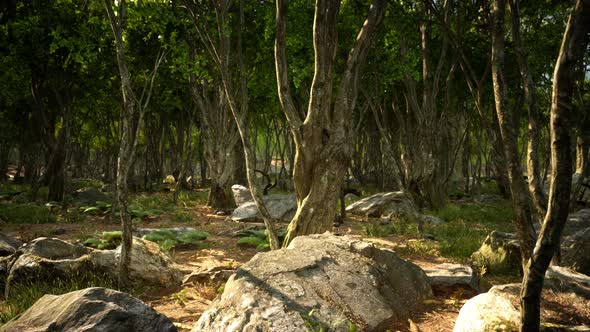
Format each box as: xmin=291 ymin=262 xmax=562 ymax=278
xmin=236 ymin=228 xmax=287 ymax=251
xmin=131 ymin=194 xmax=174 ymax=212
xmin=82 ymin=231 xmax=122 ymax=250
xmin=142 ymin=229 xmax=209 ymax=251
xmin=79 ymin=201 xmax=112 ymax=215
xmin=0 ymin=203 xmax=56 ymax=224
xmin=428 ymin=202 xmax=515 ymax=260
xmin=68 ymin=179 xmax=104 ymax=191
xmin=170 ymin=209 xmax=193 ymax=223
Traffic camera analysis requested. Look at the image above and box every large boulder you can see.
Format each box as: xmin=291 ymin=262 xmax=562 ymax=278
xmin=194 ymin=233 xmax=432 ymax=332
xmin=346 ymin=191 xmax=418 ymax=221
xmin=72 ymin=186 xmax=108 ymax=205
xmin=230 ymin=194 xmax=297 ymax=223
xmin=471 ymin=231 xmax=521 ymax=274
xmin=4 ymin=237 xmax=184 ymax=297
xmin=90 ymin=237 xmax=186 ymax=288
xmin=454 ymin=281 xmax=590 ymax=332
xmin=231 ymin=184 xmax=253 ymax=206
xmin=0 ymin=287 xmax=177 ymax=332
xmin=453 ymin=285 xmax=520 ymax=332
xmin=0 ymin=233 xmax=22 ymax=257
xmin=4 ymin=238 xmax=92 ymax=296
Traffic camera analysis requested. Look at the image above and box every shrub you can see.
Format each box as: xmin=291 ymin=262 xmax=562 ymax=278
xmin=82 ymin=231 xmax=122 ymax=250
xmin=236 ymin=228 xmax=286 ymax=251
xmin=0 ymin=203 xmax=56 ymax=224
xmin=142 ymin=229 xmax=209 ymax=251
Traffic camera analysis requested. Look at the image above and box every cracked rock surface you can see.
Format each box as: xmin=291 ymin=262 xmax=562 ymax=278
xmin=193 ymin=233 xmax=432 ymax=332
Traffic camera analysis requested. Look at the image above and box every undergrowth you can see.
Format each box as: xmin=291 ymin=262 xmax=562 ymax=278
xmin=0 ymin=203 xmax=56 ymax=224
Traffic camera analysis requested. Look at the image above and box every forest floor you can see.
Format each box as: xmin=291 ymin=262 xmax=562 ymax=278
xmin=1 ymin=190 xmax=588 ymax=331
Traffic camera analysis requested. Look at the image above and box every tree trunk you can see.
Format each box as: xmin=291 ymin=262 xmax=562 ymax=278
xmin=105 ymin=0 xmax=164 ymax=289
xmin=520 ymin=1 xmax=590 ymax=330
xmin=491 ymin=0 xmax=537 ymax=265
xmin=275 ymin=0 xmax=386 ymax=245
xmin=509 ymin=0 xmax=547 ymax=218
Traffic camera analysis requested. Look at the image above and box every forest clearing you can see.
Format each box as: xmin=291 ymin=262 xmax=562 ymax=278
xmin=1 ymin=0 xmax=590 ymax=331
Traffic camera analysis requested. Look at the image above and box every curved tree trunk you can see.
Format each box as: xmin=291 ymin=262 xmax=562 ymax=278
xmin=520 ymin=0 xmax=590 ymax=330
xmin=490 ymin=0 xmax=536 ymax=264
xmin=276 ymin=0 xmax=386 ymax=246
xmin=509 ymin=0 xmax=547 ymax=218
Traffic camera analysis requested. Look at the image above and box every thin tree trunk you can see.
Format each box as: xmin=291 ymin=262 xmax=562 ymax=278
xmin=520 ymin=1 xmax=590 ymax=330
xmin=490 ymin=0 xmax=536 ymax=264
xmin=509 ymin=0 xmax=547 ymax=218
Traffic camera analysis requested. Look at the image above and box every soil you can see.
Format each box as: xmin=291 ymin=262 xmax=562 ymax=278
xmin=1 ymin=196 xmax=587 ymax=332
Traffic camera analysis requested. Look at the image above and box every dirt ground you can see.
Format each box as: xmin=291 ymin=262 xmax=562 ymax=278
xmin=2 ymin=201 xmax=587 ymax=332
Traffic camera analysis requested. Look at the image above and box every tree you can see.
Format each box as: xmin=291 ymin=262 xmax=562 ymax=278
xmin=104 ymin=0 xmax=166 ymax=289
xmin=275 ymin=0 xmax=386 ymax=245
xmin=490 ymin=0 xmax=536 ymax=264
xmin=508 ymin=0 xmax=547 ymax=218
xmin=520 ymin=0 xmax=590 ymax=330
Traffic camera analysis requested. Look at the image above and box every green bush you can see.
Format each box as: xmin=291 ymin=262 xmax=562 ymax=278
xmin=131 ymin=194 xmax=174 ymax=212
xmin=171 ymin=209 xmax=192 ymax=223
xmin=236 ymin=228 xmax=285 ymax=251
xmin=0 ymin=203 xmax=56 ymax=224
xmin=82 ymin=231 xmax=122 ymax=250
xmin=142 ymin=229 xmax=209 ymax=251
xmin=68 ymin=178 xmax=104 ymax=191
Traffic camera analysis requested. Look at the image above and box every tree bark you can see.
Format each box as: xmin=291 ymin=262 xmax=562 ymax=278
xmin=276 ymin=0 xmax=386 ymax=246
xmin=490 ymin=0 xmax=536 ymax=264
xmin=520 ymin=1 xmax=590 ymax=330
xmin=508 ymin=0 xmax=547 ymax=218
xmin=104 ymin=0 xmax=165 ymax=289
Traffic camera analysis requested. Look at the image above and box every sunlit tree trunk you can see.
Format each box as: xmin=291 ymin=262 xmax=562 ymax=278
xmin=490 ymin=0 xmax=536 ymax=263
xmin=509 ymin=0 xmax=547 ymax=218
xmin=520 ymin=1 xmax=590 ymax=330
xmin=104 ymin=0 xmax=164 ymax=289
xmin=275 ymin=0 xmax=386 ymax=245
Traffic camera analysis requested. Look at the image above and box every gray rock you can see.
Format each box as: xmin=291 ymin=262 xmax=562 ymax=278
xmin=346 ymin=191 xmax=417 ymax=221
xmin=4 ymin=237 xmax=185 ymax=297
xmin=0 ymin=287 xmax=177 ymax=332
xmin=561 ymin=227 xmax=590 ymax=276
xmin=193 ymin=233 xmax=432 ymax=332
xmin=183 ymin=266 xmax=236 ymax=285
xmin=90 ymin=237 xmax=186 ymax=288
xmin=471 ymin=231 xmax=521 ymax=274
xmin=545 ymin=266 xmax=590 ymax=299
xmin=18 ymin=237 xmax=89 ymax=260
xmin=231 ymin=184 xmax=253 ymax=206
xmin=231 ymin=194 xmax=297 ymax=223
xmin=0 ymin=233 xmax=21 ymax=257
xmin=564 ymin=209 xmax=590 ymax=237
xmin=418 ymin=214 xmax=445 ymax=226
xmin=73 ymin=186 xmax=108 ymax=205
xmin=422 ymin=263 xmax=479 ymax=293
xmin=453 ymin=286 xmax=520 ymax=332
xmin=454 ymin=282 xmax=590 ymax=332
